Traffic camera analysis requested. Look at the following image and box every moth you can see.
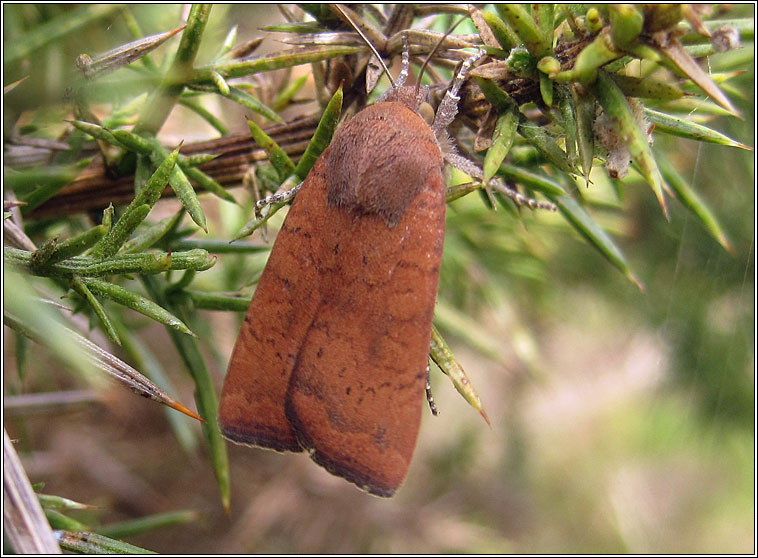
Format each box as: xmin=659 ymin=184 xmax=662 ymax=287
xmin=219 ymin=37 xmax=485 ymax=497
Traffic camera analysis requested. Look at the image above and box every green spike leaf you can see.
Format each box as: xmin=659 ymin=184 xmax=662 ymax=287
xmin=572 ymin=84 xmax=596 ymax=181
xmin=610 ymin=74 xmax=684 ymax=101
xmin=498 ymin=164 xmax=567 ymax=197
xmin=483 ymin=111 xmax=519 ymax=184
xmin=480 ymin=9 xmax=520 ymax=50
xmin=496 ymin=4 xmax=551 ymax=58
xmin=57 ymin=531 xmax=156 ymax=554
xmin=113 ymin=318 xmax=199 ymax=453
xmin=140 ymin=275 xmax=231 ymax=513
xmin=71 ymin=276 xmax=120 ymax=345
xmin=97 ymin=510 xmax=198 ymax=540
xmin=165 ymin=161 xmax=207 ymax=232
xmin=210 ymin=69 xmax=230 ymax=96
xmin=37 ymin=493 xmax=96 ymax=511
xmin=539 ymin=71 xmax=554 ymax=106
xmin=560 ymin=91 xmax=579 ymax=169
xmin=247 ymin=118 xmax=296 ymax=181
xmin=82 ymin=277 xmax=195 ymax=336
xmin=294 ymin=84 xmax=343 ymax=179
xmin=15 ymin=159 xmax=92 ymax=212
xmin=550 ymin=195 xmax=644 ymax=290
xmin=197 ymin=45 xmax=362 ymax=80
xmin=46 ymin=224 xmax=109 ymax=265
xmin=121 ymin=210 xmax=185 ymax=254
xmin=221 ymin=85 xmax=283 ymax=124
xmin=430 ymin=325 xmax=490 ymax=426
xmin=658 ymin=157 xmax=734 ymax=254
xmin=273 ymin=74 xmax=308 ymax=111
xmin=186 ymin=291 xmax=251 ymax=312
xmin=644 ymin=108 xmax=753 ymax=149
xmin=91 ymin=145 xmax=181 ymax=258
xmin=653 ymin=35 xmax=740 ymax=117
xmin=178 ymin=96 xmax=229 ymax=134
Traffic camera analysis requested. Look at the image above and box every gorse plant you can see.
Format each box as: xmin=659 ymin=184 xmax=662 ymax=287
xmin=3 ymin=4 xmax=753 ymax=553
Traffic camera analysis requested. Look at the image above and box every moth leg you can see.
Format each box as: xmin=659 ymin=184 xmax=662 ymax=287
xmin=242 ymin=165 xmax=262 ymax=203
xmin=430 ymin=48 xmax=553 ymax=209
xmin=443 ymin=151 xmax=486 ymax=182
xmin=254 ymin=181 xmax=303 ymax=219
xmin=490 ymin=178 xmax=558 ymax=211
xmin=425 ymin=363 xmax=440 ymax=416
xmin=444 ymin=151 xmax=557 ymax=211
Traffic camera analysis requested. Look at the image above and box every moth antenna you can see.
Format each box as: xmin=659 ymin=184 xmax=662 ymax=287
xmin=396 ymin=33 xmax=410 ymax=88
xmin=376 ymin=34 xmax=411 ymax=103
xmin=415 ymin=16 xmax=469 ymax=97
xmin=333 ymin=4 xmax=395 ymax=88
xmin=443 ymin=152 xmax=557 ymax=212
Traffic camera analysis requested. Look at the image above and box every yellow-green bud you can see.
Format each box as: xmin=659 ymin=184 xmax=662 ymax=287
xmin=586 ymin=8 xmax=604 ymax=34
xmin=609 ymin=4 xmax=643 ymax=48
xmin=537 ymin=56 xmax=561 ymax=76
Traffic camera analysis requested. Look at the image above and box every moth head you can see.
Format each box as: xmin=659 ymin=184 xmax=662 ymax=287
xmin=379 ymin=84 xmax=431 ymax=116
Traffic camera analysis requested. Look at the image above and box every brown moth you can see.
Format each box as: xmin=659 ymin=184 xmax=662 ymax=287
xmin=219 ymin=35 xmax=485 ymax=497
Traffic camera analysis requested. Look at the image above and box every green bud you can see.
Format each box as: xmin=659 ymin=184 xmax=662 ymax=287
xmin=609 ymin=4 xmax=644 ymax=48
xmin=537 ymin=56 xmax=561 ymax=76
xmin=586 ymin=8 xmax=604 ymax=34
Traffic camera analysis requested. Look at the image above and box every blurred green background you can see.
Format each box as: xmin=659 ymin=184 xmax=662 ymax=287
xmin=3 ymin=4 xmax=754 ymax=554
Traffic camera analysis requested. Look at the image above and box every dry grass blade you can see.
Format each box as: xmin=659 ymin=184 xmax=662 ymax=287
xmin=330 ymin=4 xmax=388 ymax=49
xmin=76 ymin=25 xmax=187 ymax=79
xmin=4 ymin=312 xmax=203 ymax=422
xmin=653 ymin=35 xmax=740 ymax=117
xmin=468 ymin=4 xmax=501 ymax=49
xmin=68 ymin=330 xmax=205 ymax=422
xmin=279 ymin=31 xmax=362 ymax=46
xmin=3 ymin=430 xmax=62 ymax=554
xmin=4 ymin=200 xmax=27 ymax=210
xmin=332 ymin=3 xmax=394 ymax=86
xmin=3 ymin=75 xmax=29 ymax=94
xmin=4 ymin=218 xmax=37 ymax=251
xmin=385 ymin=29 xmax=479 ymax=57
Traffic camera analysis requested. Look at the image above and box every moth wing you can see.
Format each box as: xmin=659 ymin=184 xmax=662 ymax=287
xmin=285 ymin=169 xmax=446 ymax=497
xmin=218 ymin=156 xmax=331 ymax=452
